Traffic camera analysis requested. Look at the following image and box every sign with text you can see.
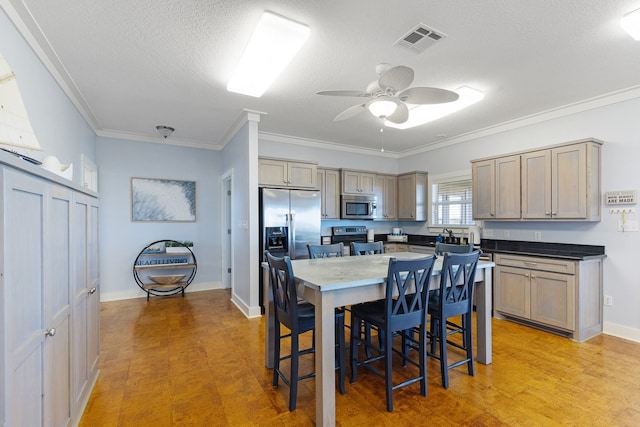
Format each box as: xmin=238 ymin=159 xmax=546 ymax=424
xmin=605 ymin=190 xmax=637 ymax=205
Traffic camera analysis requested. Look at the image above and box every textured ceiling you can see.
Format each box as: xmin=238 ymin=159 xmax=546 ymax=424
xmin=4 ymin=0 xmax=640 ymax=154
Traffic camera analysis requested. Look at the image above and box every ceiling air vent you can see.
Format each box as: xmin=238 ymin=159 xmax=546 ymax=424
xmin=394 ymin=24 xmax=446 ymax=54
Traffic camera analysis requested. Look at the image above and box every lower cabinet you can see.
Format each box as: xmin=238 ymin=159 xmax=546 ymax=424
xmin=1 ymin=164 xmax=99 ymax=426
xmin=384 ymin=243 xmax=409 ymax=253
xmin=494 ymin=253 xmax=602 ymax=342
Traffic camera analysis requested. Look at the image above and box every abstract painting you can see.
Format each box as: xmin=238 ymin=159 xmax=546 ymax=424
xmin=131 ymin=178 xmax=196 ymax=222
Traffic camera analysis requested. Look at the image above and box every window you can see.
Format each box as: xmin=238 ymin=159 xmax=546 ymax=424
xmin=430 ymin=172 xmax=474 ymax=227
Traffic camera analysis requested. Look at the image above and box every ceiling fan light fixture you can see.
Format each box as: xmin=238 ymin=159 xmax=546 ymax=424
xmin=386 ymin=86 xmax=484 ymax=130
xmin=621 ymin=8 xmax=640 ymax=40
xmin=156 ymin=125 xmax=175 ymax=139
xmin=227 ymin=11 xmax=310 ymax=97
xmin=368 ymin=97 xmax=397 ymax=118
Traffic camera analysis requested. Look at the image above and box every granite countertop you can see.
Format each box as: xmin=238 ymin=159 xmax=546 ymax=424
xmin=376 ymin=234 xmax=605 ymax=260
xmin=479 ymin=239 xmax=606 ymax=260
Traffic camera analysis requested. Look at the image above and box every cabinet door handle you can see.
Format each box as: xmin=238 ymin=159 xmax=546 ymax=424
xmin=89 ymin=287 xmax=97 ymax=294
xmin=525 ymin=261 xmax=537 ymax=266
xmin=545 ymin=212 xmax=551 ymax=216
xmin=44 ymin=328 xmax=56 ymax=337
xmin=531 ymin=274 xmax=536 ymax=278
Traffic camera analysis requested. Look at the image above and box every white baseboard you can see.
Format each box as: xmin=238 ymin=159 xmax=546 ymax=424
xmin=100 ymin=281 xmax=225 ymax=302
xmin=603 ymin=321 xmax=640 ymax=343
xmin=230 ymin=292 xmax=262 ymax=318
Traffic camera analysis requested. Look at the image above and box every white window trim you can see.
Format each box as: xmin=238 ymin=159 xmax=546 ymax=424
xmin=428 ymin=169 xmax=474 ymax=232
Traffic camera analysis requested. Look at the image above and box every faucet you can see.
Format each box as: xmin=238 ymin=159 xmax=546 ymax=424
xmin=443 ymin=228 xmax=454 ymax=238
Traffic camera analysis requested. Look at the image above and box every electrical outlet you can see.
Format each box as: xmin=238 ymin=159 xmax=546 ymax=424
xmin=503 ymin=230 xmax=510 ymax=238
xmin=604 ymin=295 xmax=613 ymax=306
xmin=483 ymin=229 xmax=493 ymax=237
xmin=534 ymin=232 xmax=542 ymax=241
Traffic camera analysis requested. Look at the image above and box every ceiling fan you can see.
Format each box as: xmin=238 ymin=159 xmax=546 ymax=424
xmin=317 ymin=63 xmax=459 ymax=124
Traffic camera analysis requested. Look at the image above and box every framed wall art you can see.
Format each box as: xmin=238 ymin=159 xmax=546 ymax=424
xmin=131 ymin=177 xmax=196 ymax=222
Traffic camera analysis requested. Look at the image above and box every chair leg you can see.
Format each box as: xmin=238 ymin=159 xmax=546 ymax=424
xmin=289 ymin=332 xmax=299 ymax=411
xmin=336 ymin=316 xmax=346 ymax=395
xmin=465 ymin=312 xmax=474 ymax=376
xmin=350 ymin=314 xmax=359 ymax=383
xmin=273 ymin=326 xmax=280 ymax=388
xmin=429 ymin=316 xmax=437 ymax=355
xmin=364 ymin=322 xmax=372 ymax=357
xmin=384 ymin=327 xmax=394 ymax=412
xmin=419 ymin=326 xmax=427 ymax=397
xmin=438 ymin=316 xmax=449 ymax=389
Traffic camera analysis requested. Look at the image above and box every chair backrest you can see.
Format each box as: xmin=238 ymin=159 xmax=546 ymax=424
xmin=307 ymin=242 xmax=344 ymax=259
xmin=385 ymin=256 xmax=437 ymax=331
xmin=436 ymin=251 xmax=481 ymax=317
xmin=264 ymin=251 xmax=298 ymax=329
xmin=434 ymin=242 xmax=474 ymax=256
xmin=351 ymin=241 xmax=384 ymax=256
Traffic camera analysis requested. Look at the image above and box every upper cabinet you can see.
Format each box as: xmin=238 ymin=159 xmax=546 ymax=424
xmin=259 ymin=158 xmax=317 ymax=189
xmin=342 ymin=170 xmax=375 ymax=195
xmin=374 ymin=174 xmax=398 ymax=220
xmin=317 ymin=168 xmax=341 ymax=219
xmin=471 ymin=138 xmax=602 ymax=221
xmin=521 ymin=142 xmax=600 ymax=220
xmin=472 ymin=155 xmax=521 ymax=220
xmin=398 ymin=172 xmax=428 ymax=221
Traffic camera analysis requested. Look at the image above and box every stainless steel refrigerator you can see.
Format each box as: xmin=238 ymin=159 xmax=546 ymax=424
xmin=259 ymin=187 xmax=321 ymax=308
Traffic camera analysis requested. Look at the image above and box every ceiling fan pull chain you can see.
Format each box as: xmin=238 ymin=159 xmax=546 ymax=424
xmin=379 ymin=118 xmax=385 ymax=152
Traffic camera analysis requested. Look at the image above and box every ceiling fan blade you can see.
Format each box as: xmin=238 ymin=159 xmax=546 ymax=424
xmin=385 ymin=102 xmax=409 ymax=124
xmin=378 ymin=66 xmax=414 ymax=92
xmin=399 ymin=87 xmax=459 ymax=104
xmin=334 ymin=103 xmax=367 ymax=121
xmin=317 ymin=90 xmax=369 ymax=97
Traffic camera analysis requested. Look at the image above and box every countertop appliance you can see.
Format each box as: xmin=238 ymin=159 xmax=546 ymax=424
xmin=331 ymin=226 xmax=368 ymax=255
xmin=259 ymin=188 xmax=321 ymax=308
xmin=340 ymin=194 xmax=376 ymax=220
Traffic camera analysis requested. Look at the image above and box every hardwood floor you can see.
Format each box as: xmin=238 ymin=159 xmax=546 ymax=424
xmin=80 ymin=289 xmax=640 ymax=426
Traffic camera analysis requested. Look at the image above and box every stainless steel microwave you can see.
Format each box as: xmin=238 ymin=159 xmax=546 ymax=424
xmin=341 ymin=195 xmax=377 ymax=220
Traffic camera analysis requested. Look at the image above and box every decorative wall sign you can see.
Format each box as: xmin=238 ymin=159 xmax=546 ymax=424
xmin=131 ymin=178 xmax=196 ymax=222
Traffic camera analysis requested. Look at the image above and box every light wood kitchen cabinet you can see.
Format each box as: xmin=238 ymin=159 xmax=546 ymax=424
xmin=521 ymin=141 xmax=601 ymax=220
xmin=384 ymin=243 xmax=409 ymax=253
xmin=1 ymin=161 xmax=99 ymax=427
xmin=472 ymin=155 xmax=520 ymax=219
xmin=259 ymin=158 xmax=317 ymax=189
xmin=374 ymin=174 xmax=397 ymax=220
xmin=471 ymin=138 xmax=601 ymax=221
xmin=317 ymin=168 xmax=340 ymax=219
xmin=341 ymin=169 xmax=375 ymax=195
xmin=494 ymin=253 xmax=603 ymax=342
xmin=398 ymin=172 xmax=428 ymax=221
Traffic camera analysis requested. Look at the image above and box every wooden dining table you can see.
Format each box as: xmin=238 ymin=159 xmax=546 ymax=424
xmin=262 ymin=252 xmax=495 ymax=427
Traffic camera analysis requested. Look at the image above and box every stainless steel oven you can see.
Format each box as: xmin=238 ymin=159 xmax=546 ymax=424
xmin=340 ymin=195 xmax=376 ymax=220
xmin=331 ymin=226 xmax=368 ymax=256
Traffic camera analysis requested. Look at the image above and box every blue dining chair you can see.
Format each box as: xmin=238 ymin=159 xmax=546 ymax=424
xmin=264 ymin=251 xmax=346 ymax=410
xmin=350 ymin=256 xmax=436 ymax=411
xmin=307 ymin=243 xmax=344 ymax=258
xmin=434 ymin=242 xmax=474 ymax=256
xmin=428 ymin=250 xmax=481 ymax=389
xmin=351 ymin=241 xmax=384 ymax=255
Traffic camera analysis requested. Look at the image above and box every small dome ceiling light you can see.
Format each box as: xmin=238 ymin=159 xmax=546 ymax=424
xmin=156 ymin=125 xmax=175 ymax=139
